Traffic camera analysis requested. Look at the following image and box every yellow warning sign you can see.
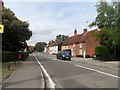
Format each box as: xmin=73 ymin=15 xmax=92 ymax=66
xmin=0 ymin=25 xmax=4 ymax=33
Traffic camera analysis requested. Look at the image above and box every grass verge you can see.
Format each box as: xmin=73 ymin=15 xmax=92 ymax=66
xmin=2 ymin=61 xmax=21 ymax=82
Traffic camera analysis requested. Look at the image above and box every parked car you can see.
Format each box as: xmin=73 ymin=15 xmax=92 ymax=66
xmin=56 ymin=51 xmax=71 ymax=60
xmin=63 ymin=49 xmax=71 ymax=56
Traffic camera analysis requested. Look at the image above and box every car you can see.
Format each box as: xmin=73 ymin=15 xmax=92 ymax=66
xmin=63 ymin=49 xmax=71 ymax=56
xmin=56 ymin=51 xmax=71 ymax=60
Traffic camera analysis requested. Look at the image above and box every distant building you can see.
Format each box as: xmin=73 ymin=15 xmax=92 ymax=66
xmin=28 ymin=45 xmax=34 ymax=52
xmin=61 ymin=29 xmax=99 ymax=57
xmin=45 ymin=40 xmax=63 ymax=54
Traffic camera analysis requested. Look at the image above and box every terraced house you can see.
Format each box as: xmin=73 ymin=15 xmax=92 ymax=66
xmin=45 ymin=40 xmax=63 ymax=54
xmin=61 ymin=29 xmax=99 ymax=57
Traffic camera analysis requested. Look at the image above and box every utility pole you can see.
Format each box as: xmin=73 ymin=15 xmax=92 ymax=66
xmin=0 ymin=0 xmax=2 ymax=51
xmin=0 ymin=0 xmax=2 ymax=88
xmin=0 ymin=0 xmax=3 ymax=49
xmin=0 ymin=0 xmax=2 ymax=24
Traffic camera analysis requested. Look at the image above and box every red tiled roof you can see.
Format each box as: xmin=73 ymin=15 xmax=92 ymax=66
xmin=62 ymin=29 xmax=98 ymax=45
xmin=62 ymin=34 xmax=83 ymax=45
xmin=46 ymin=40 xmax=63 ymax=47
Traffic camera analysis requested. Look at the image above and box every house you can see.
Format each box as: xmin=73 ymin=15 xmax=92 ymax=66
xmin=61 ymin=29 xmax=99 ymax=57
xmin=45 ymin=40 xmax=54 ymax=54
xmin=28 ymin=45 xmax=35 ymax=52
xmin=45 ymin=40 xmax=63 ymax=54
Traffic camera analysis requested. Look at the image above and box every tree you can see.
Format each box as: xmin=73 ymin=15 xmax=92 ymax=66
xmin=56 ymin=34 xmax=68 ymax=41
xmin=2 ymin=7 xmax=32 ymax=51
xmin=89 ymin=0 xmax=120 ymax=56
xmin=34 ymin=42 xmax=47 ymax=52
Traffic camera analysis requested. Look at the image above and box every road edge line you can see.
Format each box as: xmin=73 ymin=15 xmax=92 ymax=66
xmin=33 ymin=53 xmax=56 ymax=88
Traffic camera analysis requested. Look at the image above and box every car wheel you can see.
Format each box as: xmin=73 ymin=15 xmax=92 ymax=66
xmin=69 ymin=58 xmax=71 ymax=61
xmin=60 ymin=57 xmax=62 ymax=60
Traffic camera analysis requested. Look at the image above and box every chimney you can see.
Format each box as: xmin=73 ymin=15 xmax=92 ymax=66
xmin=83 ymin=28 xmax=87 ymax=34
xmin=74 ymin=29 xmax=77 ymax=36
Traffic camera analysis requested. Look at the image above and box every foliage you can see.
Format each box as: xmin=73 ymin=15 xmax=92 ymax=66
xmin=2 ymin=51 xmax=18 ymax=62
xmin=2 ymin=61 xmax=21 ymax=81
xmin=2 ymin=51 xmax=29 ymax=62
xmin=56 ymin=34 xmax=69 ymax=41
xmin=95 ymin=45 xmax=110 ymax=56
xmin=89 ymin=0 xmax=120 ymax=56
xmin=34 ymin=42 xmax=47 ymax=52
xmin=2 ymin=7 xmax=32 ymax=51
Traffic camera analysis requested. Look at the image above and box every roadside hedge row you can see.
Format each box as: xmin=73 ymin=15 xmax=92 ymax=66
xmin=94 ymin=45 xmax=118 ymax=61
xmin=2 ymin=51 xmax=29 ymax=62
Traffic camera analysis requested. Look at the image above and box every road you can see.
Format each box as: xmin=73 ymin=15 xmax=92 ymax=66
xmin=34 ymin=52 xmax=119 ymax=89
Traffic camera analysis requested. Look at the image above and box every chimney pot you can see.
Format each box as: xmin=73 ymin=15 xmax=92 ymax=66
xmin=83 ymin=28 xmax=87 ymax=34
xmin=74 ymin=29 xmax=77 ymax=36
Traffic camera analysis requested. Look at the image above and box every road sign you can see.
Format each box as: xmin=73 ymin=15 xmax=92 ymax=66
xmin=0 ymin=24 xmax=4 ymax=33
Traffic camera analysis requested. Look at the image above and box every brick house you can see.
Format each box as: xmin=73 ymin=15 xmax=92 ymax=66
xmin=61 ymin=29 xmax=99 ymax=57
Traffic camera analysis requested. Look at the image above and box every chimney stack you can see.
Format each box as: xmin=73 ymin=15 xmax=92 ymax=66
xmin=74 ymin=29 xmax=77 ymax=36
xmin=83 ymin=28 xmax=87 ymax=34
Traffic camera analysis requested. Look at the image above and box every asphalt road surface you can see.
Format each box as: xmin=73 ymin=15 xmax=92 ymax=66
xmin=34 ymin=52 xmax=119 ymax=89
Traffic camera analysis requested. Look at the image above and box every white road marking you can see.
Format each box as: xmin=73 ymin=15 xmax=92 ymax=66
xmin=104 ymin=62 xmax=118 ymax=64
xmin=53 ymin=59 xmax=58 ymax=60
xmin=73 ymin=59 xmax=120 ymax=71
xmin=36 ymin=63 xmax=45 ymax=88
xmin=75 ymin=64 xmax=120 ymax=79
xmin=33 ymin=54 xmax=56 ymax=88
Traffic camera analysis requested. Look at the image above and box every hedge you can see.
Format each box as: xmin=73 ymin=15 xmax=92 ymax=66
xmin=95 ymin=45 xmax=110 ymax=60
xmin=95 ymin=45 xmax=110 ymax=56
xmin=2 ymin=51 xmax=29 ymax=62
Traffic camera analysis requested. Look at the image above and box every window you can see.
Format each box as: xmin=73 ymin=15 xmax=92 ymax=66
xmin=79 ymin=50 xmax=82 ymax=55
xmin=80 ymin=43 xmax=83 ymax=48
xmin=73 ymin=44 xmax=76 ymax=47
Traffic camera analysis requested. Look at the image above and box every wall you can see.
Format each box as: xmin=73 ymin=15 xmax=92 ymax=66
xmin=49 ymin=46 xmax=58 ymax=54
xmin=61 ymin=45 xmax=68 ymax=51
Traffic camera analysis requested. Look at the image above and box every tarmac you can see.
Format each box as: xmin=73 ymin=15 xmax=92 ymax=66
xmin=2 ymin=54 xmax=45 ymax=89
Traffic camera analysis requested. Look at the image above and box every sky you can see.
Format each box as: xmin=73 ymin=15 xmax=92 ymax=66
xmin=3 ymin=0 xmax=100 ymax=46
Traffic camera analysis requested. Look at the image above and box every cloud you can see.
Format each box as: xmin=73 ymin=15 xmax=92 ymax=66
xmin=4 ymin=0 xmax=99 ymax=2
xmin=4 ymin=2 xmax=98 ymax=45
xmin=4 ymin=0 xmax=114 ymax=3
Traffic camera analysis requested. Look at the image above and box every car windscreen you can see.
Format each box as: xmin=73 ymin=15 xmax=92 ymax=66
xmin=61 ymin=52 xmax=69 ymax=55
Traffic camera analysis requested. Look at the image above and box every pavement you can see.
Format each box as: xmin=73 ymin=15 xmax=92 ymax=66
xmin=2 ymin=54 xmax=45 ymax=89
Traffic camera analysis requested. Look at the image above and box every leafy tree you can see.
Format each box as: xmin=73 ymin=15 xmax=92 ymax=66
xmin=2 ymin=7 xmax=32 ymax=51
xmin=56 ymin=34 xmax=68 ymax=41
xmin=34 ymin=42 xmax=47 ymax=52
xmin=89 ymin=0 xmax=120 ymax=56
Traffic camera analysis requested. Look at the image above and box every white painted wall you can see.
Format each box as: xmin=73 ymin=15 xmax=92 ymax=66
xmin=49 ymin=46 xmax=58 ymax=54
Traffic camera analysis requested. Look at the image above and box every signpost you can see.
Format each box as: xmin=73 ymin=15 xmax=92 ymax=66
xmin=0 ymin=24 xmax=4 ymax=33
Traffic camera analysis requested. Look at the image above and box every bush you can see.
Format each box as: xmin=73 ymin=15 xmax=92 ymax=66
xmin=95 ymin=45 xmax=110 ymax=56
xmin=95 ymin=45 xmax=110 ymax=60
xmin=2 ymin=52 xmax=18 ymax=62
xmin=19 ymin=52 xmax=29 ymax=61
xmin=2 ymin=51 xmax=29 ymax=62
